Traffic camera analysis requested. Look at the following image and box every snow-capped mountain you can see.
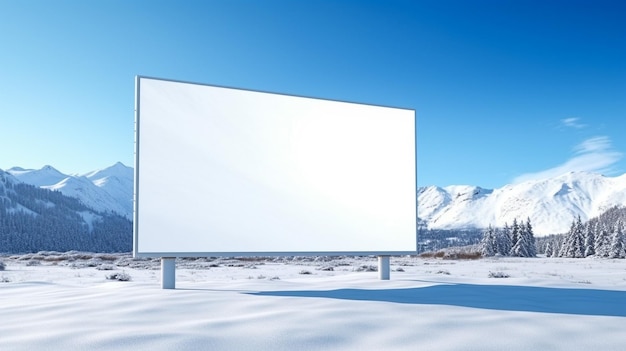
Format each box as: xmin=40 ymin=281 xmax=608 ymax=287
xmin=7 ymin=162 xmax=133 ymax=220
xmin=418 ymin=171 xmax=626 ymax=236
xmin=6 ymin=162 xmax=626 ymax=238
xmin=0 ymin=167 xmax=132 ymax=253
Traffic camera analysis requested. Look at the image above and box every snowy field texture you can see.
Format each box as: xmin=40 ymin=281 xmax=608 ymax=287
xmin=2 ymin=253 xmax=626 ymax=351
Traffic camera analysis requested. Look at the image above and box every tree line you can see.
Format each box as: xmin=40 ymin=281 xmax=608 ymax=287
xmin=480 ymin=218 xmax=537 ymax=257
xmin=538 ymin=206 xmax=626 ymax=259
xmin=480 ymin=206 xmax=626 ymax=259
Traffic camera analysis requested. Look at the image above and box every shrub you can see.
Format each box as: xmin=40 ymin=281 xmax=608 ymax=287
xmin=0 ymin=261 xmax=5 ymax=271
xmin=355 ymin=265 xmax=377 ymax=272
xmin=317 ymin=266 xmax=334 ymax=271
xmin=299 ymin=270 xmax=312 ymax=275
xmin=449 ymin=252 xmax=482 ymax=260
xmin=488 ymin=271 xmax=510 ymax=278
xmin=96 ymin=264 xmax=116 ymax=271
xmin=106 ymin=271 xmax=132 ymax=281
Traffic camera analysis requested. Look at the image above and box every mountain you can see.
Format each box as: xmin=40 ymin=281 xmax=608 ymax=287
xmin=418 ymin=171 xmax=626 ymax=236
xmin=6 ymin=162 xmax=626 ymax=240
xmin=7 ymin=162 xmax=133 ymax=220
xmin=0 ymin=168 xmax=131 ymax=253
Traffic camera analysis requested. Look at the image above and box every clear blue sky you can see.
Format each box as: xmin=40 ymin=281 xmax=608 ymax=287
xmin=1 ymin=0 xmax=624 ymax=189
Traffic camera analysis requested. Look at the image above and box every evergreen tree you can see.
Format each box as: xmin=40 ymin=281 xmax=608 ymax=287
xmin=497 ymin=223 xmax=512 ymax=256
xmin=544 ymin=241 xmax=553 ymax=257
xmin=480 ymin=225 xmax=497 ymax=257
xmin=594 ymin=223 xmax=611 ymax=258
xmin=508 ymin=219 xmax=520 ymax=256
xmin=511 ymin=218 xmax=536 ymax=257
xmin=524 ymin=218 xmax=537 ymax=257
xmin=583 ymin=222 xmax=595 ymax=257
xmin=559 ymin=216 xmax=585 ymax=258
xmin=609 ymin=221 xmax=625 ymax=259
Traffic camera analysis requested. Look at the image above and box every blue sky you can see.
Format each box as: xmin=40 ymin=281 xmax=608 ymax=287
xmin=1 ymin=0 xmax=624 ymax=189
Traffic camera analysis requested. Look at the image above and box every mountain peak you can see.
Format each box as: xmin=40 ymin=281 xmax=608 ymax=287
xmin=82 ymin=162 xmax=133 ymax=180
xmin=7 ymin=165 xmax=67 ymax=187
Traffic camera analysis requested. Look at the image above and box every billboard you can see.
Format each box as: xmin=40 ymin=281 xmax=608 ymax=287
xmin=134 ymin=76 xmax=416 ymax=257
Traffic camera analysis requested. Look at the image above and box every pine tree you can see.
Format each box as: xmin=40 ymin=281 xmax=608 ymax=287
xmin=511 ymin=218 xmax=536 ymax=257
xmin=509 ymin=219 xmax=520 ymax=256
xmin=552 ymin=235 xmax=564 ymax=257
xmin=594 ymin=223 xmax=611 ymax=257
xmin=559 ymin=216 xmax=585 ymax=258
xmin=524 ymin=218 xmax=537 ymax=257
xmin=497 ymin=223 xmax=512 ymax=256
xmin=544 ymin=241 xmax=553 ymax=257
xmin=609 ymin=221 xmax=625 ymax=259
xmin=583 ymin=222 xmax=595 ymax=257
xmin=480 ymin=225 xmax=497 ymax=257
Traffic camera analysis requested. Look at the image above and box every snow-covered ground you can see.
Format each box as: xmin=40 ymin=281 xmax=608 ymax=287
xmin=2 ymin=253 xmax=626 ymax=351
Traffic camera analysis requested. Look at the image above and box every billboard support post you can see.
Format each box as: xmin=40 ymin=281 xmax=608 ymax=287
xmin=161 ymin=257 xmax=176 ymax=289
xmin=378 ymin=255 xmax=390 ymax=280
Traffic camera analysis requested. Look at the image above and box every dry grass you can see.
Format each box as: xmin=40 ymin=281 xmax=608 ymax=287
xmin=420 ymin=250 xmax=482 ymax=260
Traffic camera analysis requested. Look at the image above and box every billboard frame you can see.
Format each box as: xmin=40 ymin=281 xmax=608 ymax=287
xmin=133 ymin=76 xmax=417 ymax=287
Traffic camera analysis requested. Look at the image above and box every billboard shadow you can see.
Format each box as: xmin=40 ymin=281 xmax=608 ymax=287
xmin=248 ymin=283 xmax=626 ymax=317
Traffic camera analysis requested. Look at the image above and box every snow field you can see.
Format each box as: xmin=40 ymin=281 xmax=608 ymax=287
xmin=2 ymin=255 xmax=626 ymax=351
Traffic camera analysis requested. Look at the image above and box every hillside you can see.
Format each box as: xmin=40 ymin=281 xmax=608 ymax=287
xmin=418 ymin=171 xmax=626 ymax=236
xmin=7 ymin=162 xmax=133 ymax=220
xmin=0 ymin=169 xmax=131 ymax=253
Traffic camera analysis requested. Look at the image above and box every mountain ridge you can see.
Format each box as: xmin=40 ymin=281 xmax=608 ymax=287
xmin=418 ymin=171 xmax=626 ymax=236
xmin=6 ymin=163 xmax=133 ymax=220
xmin=4 ymin=163 xmax=626 ymax=237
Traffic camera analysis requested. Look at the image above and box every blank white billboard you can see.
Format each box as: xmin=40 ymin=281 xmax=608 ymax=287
xmin=134 ymin=76 xmax=416 ymax=257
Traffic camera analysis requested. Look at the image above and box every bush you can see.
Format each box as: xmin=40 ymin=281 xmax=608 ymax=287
xmin=299 ymin=270 xmax=312 ymax=275
xmin=96 ymin=264 xmax=116 ymax=271
xmin=106 ymin=271 xmax=132 ymax=281
xmin=355 ymin=265 xmax=377 ymax=272
xmin=447 ymin=252 xmax=482 ymax=260
xmin=317 ymin=266 xmax=334 ymax=271
xmin=488 ymin=271 xmax=510 ymax=278
xmin=0 ymin=261 xmax=5 ymax=271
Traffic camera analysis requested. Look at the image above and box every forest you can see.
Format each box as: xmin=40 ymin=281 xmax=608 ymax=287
xmin=0 ymin=177 xmax=131 ymax=253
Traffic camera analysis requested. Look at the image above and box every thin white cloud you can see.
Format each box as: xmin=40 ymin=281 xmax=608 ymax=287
xmin=574 ymin=136 xmax=612 ymax=154
xmin=513 ymin=136 xmax=622 ymax=184
xmin=561 ymin=117 xmax=586 ymax=129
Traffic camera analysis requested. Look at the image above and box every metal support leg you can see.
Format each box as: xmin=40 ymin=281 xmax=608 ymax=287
xmin=378 ymin=255 xmax=390 ymax=280
xmin=161 ymin=257 xmax=176 ymax=289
